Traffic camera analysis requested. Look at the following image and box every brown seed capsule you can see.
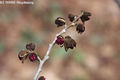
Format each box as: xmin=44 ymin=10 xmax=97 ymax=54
xmin=68 ymin=14 xmax=79 ymax=22
xmin=18 ymin=50 xmax=29 ymax=63
xmin=26 ymin=43 xmax=36 ymax=51
xmin=55 ymin=17 xmax=66 ymax=27
xmin=68 ymin=14 xmax=76 ymax=22
xmin=76 ymin=23 xmax=85 ymax=33
xmin=80 ymin=11 xmax=91 ymax=24
xmin=63 ymin=36 xmax=76 ymax=52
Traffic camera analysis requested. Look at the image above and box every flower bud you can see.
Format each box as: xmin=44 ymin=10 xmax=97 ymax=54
xmin=29 ymin=53 xmax=38 ymax=62
xmin=56 ymin=36 xmax=64 ymax=45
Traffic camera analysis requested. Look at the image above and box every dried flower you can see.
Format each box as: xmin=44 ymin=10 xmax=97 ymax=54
xmin=63 ymin=36 xmax=76 ymax=51
xmin=80 ymin=11 xmax=91 ymax=24
xmin=76 ymin=23 xmax=85 ymax=33
xmin=29 ymin=53 xmax=38 ymax=62
xmin=55 ymin=17 xmax=66 ymax=27
xmin=18 ymin=50 xmax=29 ymax=63
xmin=26 ymin=43 xmax=36 ymax=51
xmin=56 ymin=35 xmax=64 ymax=45
xmin=38 ymin=76 xmax=46 ymax=80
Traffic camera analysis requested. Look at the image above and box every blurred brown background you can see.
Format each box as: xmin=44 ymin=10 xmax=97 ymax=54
xmin=0 ymin=0 xmax=120 ymax=80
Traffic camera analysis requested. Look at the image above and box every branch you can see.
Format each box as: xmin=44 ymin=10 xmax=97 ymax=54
xmin=33 ymin=11 xmax=84 ymax=80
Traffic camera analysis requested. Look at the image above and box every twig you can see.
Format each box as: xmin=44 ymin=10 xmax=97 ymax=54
xmin=33 ymin=11 xmax=84 ymax=80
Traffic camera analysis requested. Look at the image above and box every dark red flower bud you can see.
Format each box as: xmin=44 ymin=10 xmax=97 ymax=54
xmin=56 ymin=36 xmax=64 ymax=45
xmin=76 ymin=24 xmax=85 ymax=33
xmin=38 ymin=76 xmax=46 ymax=80
xmin=29 ymin=53 xmax=38 ymax=62
xmin=26 ymin=43 xmax=36 ymax=51
xmin=55 ymin=17 xmax=66 ymax=27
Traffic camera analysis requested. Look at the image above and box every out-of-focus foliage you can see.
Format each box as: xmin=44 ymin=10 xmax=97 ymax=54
xmin=72 ymin=50 xmax=85 ymax=63
xmin=51 ymin=47 xmax=69 ymax=59
xmin=44 ymin=1 xmax=64 ymax=23
xmin=0 ymin=40 xmax=5 ymax=53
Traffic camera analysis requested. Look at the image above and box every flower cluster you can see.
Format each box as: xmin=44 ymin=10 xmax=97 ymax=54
xmin=18 ymin=43 xmax=38 ymax=63
xmin=55 ymin=10 xmax=91 ymax=51
xmin=18 ymin=10 xmax=91 ymax=80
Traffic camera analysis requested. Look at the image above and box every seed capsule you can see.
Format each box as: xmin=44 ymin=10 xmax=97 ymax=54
xmin=64 ymin=36 xmax=76 ymax=52
xmin=26 ymin=42 xmax=35 ymax=51
xmin=68 ymin=14 xmax=76 ymax=22
xmin=18 ymin=50 xmax=29 ymax=63
xmin=55 ymin=17 xmax=66 ymax=27
xmin=76 ymin=23 xmax=85 ymax=33
xmin=80 ymin=11 xmax=91 ymax=24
